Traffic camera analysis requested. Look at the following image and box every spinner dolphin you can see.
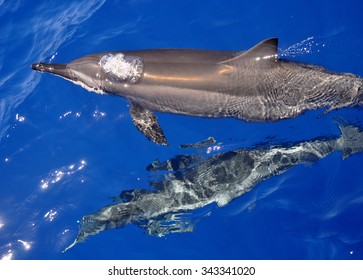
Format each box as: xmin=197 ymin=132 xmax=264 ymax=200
xmin=32 ymin=38 xmax=363 ymax=144
xmin=63 ymin=123 xmax=363 ymax=251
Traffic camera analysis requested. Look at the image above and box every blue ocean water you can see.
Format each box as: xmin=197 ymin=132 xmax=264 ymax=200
xmin=1 ymin=0 xmax=363 ymax=260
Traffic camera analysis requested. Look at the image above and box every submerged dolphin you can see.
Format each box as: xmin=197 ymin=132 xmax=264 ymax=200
xmin=32 ymin=38 xmax=363 ymax=144
xmin=63 ymin=123 xmax=363 ymax=251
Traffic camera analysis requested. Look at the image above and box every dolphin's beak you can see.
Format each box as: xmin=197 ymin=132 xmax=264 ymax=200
xmin=31 ymin=63 xmax=73 ymax=80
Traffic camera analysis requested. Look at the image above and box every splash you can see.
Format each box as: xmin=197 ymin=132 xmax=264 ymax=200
xmin=99 ymin=53 xmax=144 ymax=84
xmin=280 ymin=36 xmax=326 ymax=58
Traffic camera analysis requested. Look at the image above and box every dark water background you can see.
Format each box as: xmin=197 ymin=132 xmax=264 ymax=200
xmin=1 ymin=0 xmax=363 ymax=259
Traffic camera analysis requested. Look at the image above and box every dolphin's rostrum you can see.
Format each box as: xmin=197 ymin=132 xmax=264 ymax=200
xmin=32 ymin=38 xmax=363 ymax=144
xmin=63 ymin=123 xmax=363 ymax=251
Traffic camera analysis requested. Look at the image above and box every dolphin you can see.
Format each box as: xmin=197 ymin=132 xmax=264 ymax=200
xmin=32 ymin=38 xmax=363 ymax=145
xmin=63 ymin=123 xmax=363 ymax=251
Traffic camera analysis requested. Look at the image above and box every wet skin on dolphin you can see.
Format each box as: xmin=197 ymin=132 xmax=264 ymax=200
xmin=32 ymin=38 xmax=363 ymax=144
xmin=63 ymin=123 xmax=363 ymax=251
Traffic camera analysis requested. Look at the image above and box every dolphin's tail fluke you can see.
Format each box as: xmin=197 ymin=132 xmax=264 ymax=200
xmin=337 ymin=124 xmax=363 ymax=158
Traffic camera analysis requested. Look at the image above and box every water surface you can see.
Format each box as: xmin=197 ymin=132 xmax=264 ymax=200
xmin=1 ymin=0 xmax=363 ymax=259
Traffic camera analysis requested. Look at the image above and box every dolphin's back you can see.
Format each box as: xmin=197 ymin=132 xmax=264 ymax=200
xmin=123 ymin=48 xmax=237 ymax=64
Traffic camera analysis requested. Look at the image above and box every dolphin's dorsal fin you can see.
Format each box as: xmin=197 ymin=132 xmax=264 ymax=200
xmin=129 ymin=101 xmax=168 ymax=145
xmin=220 ymin=38 xmax=278 ymax=64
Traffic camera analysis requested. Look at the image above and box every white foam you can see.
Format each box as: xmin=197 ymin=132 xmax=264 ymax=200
xmin=99 ymin=53 xmax=143 ymax=84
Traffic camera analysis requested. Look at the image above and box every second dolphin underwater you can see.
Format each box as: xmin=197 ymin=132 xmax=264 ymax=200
xmin=32 ymin=38 xmax=363 ymax=144
xmin=64 ymin=123 xmax=363 ymax=251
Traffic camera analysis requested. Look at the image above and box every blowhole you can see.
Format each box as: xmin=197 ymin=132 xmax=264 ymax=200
xmin=99 ymin=53 xmax=144 ymax=84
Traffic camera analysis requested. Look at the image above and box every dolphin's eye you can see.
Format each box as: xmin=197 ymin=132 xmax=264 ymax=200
xmin=99 ymin=53 xmax=144 ymax=84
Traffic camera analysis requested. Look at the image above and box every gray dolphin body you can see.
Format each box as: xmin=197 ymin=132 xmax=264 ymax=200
xmin=63 ymin=123 xmax=363 ymax=251
xmin=32 ymin=38 xmax=363 ymax=144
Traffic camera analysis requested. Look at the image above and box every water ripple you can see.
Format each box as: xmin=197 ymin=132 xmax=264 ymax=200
xmin=0 ymin=0 xmax=106 ymax=140
xmin=40 ymin=160 xmax=87 ymax=190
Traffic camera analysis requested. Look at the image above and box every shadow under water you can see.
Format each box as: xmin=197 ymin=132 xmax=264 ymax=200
xmin=64 ymin=123 xmax=363 ymax=252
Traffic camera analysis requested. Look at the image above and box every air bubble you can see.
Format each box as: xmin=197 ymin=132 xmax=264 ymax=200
xmin=99 ymin=53 xmax=143 ymax=84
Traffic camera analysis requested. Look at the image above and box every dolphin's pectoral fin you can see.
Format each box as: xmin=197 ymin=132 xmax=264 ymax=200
xmin=146 ymin=154 xmax=202 ymax=172
xmin=323 ymin=103 xmax=348 ymax=115
xmin=139 ymin=212 xmax=196 ymax=237
xmin=113 ymin=189 xmax=154 ymax=203
xmin=180 ymin=136 xmax=216 ymax=148
xmin=129 ymin=101 xmax=168 ymax=145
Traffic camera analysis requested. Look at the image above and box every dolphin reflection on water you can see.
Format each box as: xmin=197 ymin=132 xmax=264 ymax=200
xmin=64 ymin=123 xmax=363 ymax=251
